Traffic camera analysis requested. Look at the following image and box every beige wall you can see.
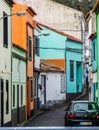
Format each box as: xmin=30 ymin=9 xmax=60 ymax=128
xmin=14 ymin=0 xmax=83 ymax=39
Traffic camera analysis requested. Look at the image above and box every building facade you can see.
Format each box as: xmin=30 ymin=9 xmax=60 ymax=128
xmin=14 ymin=0 xmax=83 ymax=40
xmin=40 ymin=60 xmax=66 ymax=107
xmin=0 ymin=0 xmax=14 ymax=126
xmin=33 ymin=23 xmax=41 ymax=112
xmin=38 ymin=23 xmax=83 ymax=102
xmin=92 ymin=1 xmax=99 ymax=102
xmin=12 ymin=3 xmax=36 ymax=123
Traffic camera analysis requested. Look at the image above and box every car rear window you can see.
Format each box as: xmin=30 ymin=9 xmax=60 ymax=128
xmin=73 ymin=102 xmax=99 ymax=111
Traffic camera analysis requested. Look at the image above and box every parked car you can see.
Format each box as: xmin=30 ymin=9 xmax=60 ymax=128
xmin=64 ymin=100 xmax=99 ymax=126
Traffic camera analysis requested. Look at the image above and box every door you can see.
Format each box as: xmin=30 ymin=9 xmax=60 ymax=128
xmin=0 ymin=79 xmax=4 ymax=126
xmin=41 ymin=75 xmax=46 ymax=105
xmin=17 ymin=85 xmax=20 ymax=124
xmin=93 ymin=83 xmax=97 ymax=101
xmin=76 ymin=62 xmax=82 ymax=92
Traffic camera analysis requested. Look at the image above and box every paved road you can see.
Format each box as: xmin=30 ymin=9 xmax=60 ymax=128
xmin=23 ymin=94 xmax=89 ymax=127
xmin=24 ymin=106 xmax=66 ymax=127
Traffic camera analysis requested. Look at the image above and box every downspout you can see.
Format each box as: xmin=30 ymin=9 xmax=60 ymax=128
xmin=65 ymin=37 xmax=67 ymax=100
xmin=26 ymin=22 xmax=28 ymax=119
xmin=96 ymin=13 xmax=99 ymax=102
xmin=81 ymin=15 xmax=85 ymax=93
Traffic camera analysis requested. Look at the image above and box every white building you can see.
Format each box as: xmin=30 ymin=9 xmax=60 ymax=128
xmin=0 ymin=0 xmax=14 ymax=126
xmin=85 ymin=11 xmax=96 ymax=100
xmin=39 ymin=60 xmax=66 ymax=107
xmin=34 ymin=24 xmax=41 ymax=112
xmin=11 ymin=45 xmax=26 ymax=126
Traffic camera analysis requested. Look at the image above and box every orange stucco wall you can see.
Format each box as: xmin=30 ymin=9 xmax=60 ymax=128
xmin=12 ymin=4 xmax=27 ymax=50
xmin=12 ymin=3 xmax=35 ymax=118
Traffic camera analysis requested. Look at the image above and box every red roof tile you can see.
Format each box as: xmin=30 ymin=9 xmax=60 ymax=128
xmin=37 ymin=22 xmax=82 ymax=43
xmin=92 ymin=0 xmax=99 ymax=12
xmin=88 ymin=32 xmax=96 ymax=39
xmin=40 ymin=60 xmax=65 ymax=72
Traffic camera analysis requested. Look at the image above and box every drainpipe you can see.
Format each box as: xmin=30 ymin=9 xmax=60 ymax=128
xmin=65 ymin=37 xmax=67 ymax=100
xmin=96 ymin=13 xmax=99 ymax=102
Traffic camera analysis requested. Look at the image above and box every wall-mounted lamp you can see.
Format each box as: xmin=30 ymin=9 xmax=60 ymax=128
xmin=37 ymin=33 xmax=50 ymax=37
xmin=0 ymin=11 xmax=26 ymax=20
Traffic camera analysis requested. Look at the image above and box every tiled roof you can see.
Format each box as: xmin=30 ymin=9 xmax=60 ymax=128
xmin=40 ymin=60 xmax=65 ymax=72
xmin=88 ymin=32 xmax=96 ymax=39
xmin=9 ymin=0 xmax=15 ymax=4
xmin=6 ymin=0 xmax=15 ymax=6
xmin=92 ymin=0 xmax=99 ymax=12
xmin=85 ymin=11 xmax=91 ymax=19
xmin=37 ymin=22 xmax=82 ymax=43
xmin=27 ymin=6 xmax=37 ymax=16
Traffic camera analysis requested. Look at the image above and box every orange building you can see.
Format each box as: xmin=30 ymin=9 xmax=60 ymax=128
xmin=12 ymin=3 xmax=36 ymax=123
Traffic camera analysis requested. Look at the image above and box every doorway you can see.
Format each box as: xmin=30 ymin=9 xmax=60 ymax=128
xmin=41 ymin=75 xmax=46 ymax=105
xmin=0 ymin=79 xmax=4 ymax=126
xmin=17 ymin=85 xmax=20 ymax=124
xmin=76 ymin=62 xmax=82 ymax=92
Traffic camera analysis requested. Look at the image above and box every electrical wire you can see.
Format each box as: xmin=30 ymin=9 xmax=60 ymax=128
xmin=34 ymin=46 xmax=91 ymax=51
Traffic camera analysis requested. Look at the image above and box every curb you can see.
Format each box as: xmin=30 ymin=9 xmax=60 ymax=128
xmin=18 ymin=110 xmax=44 ymax=127
xmin=18 ymin=93 xmax=88 ymax=127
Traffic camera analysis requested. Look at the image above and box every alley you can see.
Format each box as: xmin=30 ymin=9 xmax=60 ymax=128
xmin=24 ymin=106 xmax=66 ymax=127
xmin=23 ymin=94 xmax=89 ymax=127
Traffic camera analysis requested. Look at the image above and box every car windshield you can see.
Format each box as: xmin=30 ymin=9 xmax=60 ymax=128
xmin=73 ymin=102 xmax=99 ymax=112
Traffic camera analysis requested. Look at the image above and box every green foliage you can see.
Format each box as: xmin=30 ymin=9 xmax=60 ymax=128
xmin=52 ymin=0 xmax=96 ymax=14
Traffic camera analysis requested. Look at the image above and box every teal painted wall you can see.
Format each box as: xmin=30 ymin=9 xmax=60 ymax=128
xmin=40 ymin=29 xmax=66 ymax=59
xmin=39 ymin=27 xmax=83 ymax=94
xmin=96 ymin=13 xmax=99 ymax=102
xmin=66 ymin=50 xmax=82 ymax=93
xmin=92 ymin=37 xmax=97 ymax=71
xmin=92 ymin=83 xmax=97 ymax=101
xmin=77 ymin=63 xmax=82 ymax=92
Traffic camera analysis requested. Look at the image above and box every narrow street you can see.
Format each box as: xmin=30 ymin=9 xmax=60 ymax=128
xmin=23 ymin=94 xmax=89 ymax=127
xmin=24 ymin=106 xmax=66 ymax=127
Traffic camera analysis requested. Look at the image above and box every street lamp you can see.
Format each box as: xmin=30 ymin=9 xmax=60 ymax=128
xmin=0 ymin=11 xmax=26 ymax=20
xmin=37 ymin=33 xmax=50 ymax=37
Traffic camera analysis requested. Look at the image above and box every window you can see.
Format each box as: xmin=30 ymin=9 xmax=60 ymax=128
xmin=21 ymin=85 xmax=23 ymax=105
xmin=74 ymin=13 xmax=77 ymax=18
xmin=61 ymin=75 xmax=65 ymax=93
xmin=34 ymin=78 xmax=37 ymax=97
xmin=93 ymin=41 xmax=96 ymax=61
xmin=13 ymin=85 xmax=15 ymax=107
xmin=3 ymin=12 xmax=8 ymax=48
xmin=6 ymin=80 xmax=9 ymax=114
xmin=70 ymin=60 xmax=74 ymax=81
xmin=28 ymin=36 xmax=32 ymax=60
xmin=41 ymin=75 xmax=46 ymax=104
xmin=30 ymin=78 xmax=33 ymax=99
xmin=34 ymin=35 xmax=40 ymax=56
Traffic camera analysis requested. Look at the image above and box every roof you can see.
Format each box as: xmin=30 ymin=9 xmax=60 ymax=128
xmin=6 ymin=0 xmax=15 ymax=6
xmin=72 ymin=100 xmax=97 ymax=103
xmin=26 ymin=6 xmax=37 ymax=16
xmin=10 ymin=0 xmax=14 ymax=4
xmin=88 ymin=32 xmax=96 ymax=39
xmin=41 ymin=59 xmax=65 ymax=70
xmin=92 ymin=0 xmax=99 ymax=12
xmin=40 ymin=60 xmax=65 ymax=73
xmin=37 ymin=22 xmax=82 ymax=43
xmin=85 ymin=11 xmax=92 ymax=20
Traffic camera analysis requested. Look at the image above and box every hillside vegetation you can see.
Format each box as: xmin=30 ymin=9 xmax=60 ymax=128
xmin=53 ymin=0 xmax=96 ymax=14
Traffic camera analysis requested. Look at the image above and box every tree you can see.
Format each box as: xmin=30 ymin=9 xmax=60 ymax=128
xmin=52 ymin=0 xmax=96 ymax=14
